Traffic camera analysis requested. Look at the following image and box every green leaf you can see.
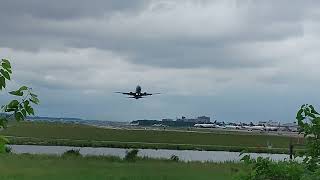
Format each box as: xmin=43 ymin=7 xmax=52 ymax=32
xmin=9 ymin=90 xmax=23 ymax=96
xmin=18 ymin=86 xmax=28 ymax=91
xmin=306 ymin=111 xmax=317 ymax=119
xmin=0 ymin=76 xmax=5 ymax=90
xmin=4 ymin=107 xmax=16 ymax=113
xmin=26 ymin=107 xmax=34 ymax=116
xmin=23 ymin=100 xmax=29 ymax=108
xmin=30 ymin=96 xmax=40 ymax=105
xmin=1 ymin=62 xmax=12 ymax=74
xmin=8 ymin=100 xmax=19 ymax=109
xmin=14 ymin=111 xmax=24 ymax=121
xmin=309 ymin=105 xmax=320 ymax=115
xmin=21 ymin=109 xmax=27 ymax=117
xmin=1 ymin=59 xmax=11 ymax=68
xmin=30 ymin=93 xmax=38 ymax=98
xmin=0 ymin=69 xmax=10 ymax=80
xmin=24 ymin=101 xmax=34 ymax=116
xmin=296 ymin=109 xmax=304 ymax=121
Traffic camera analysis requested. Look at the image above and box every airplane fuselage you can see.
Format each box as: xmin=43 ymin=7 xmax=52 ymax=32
xmin=116 ymin=85 xmax=158 ymax=99
xmin=133 ymin=85 xmax=144 ymax=99
xmin=136 ymin=85 xmax=142 ymax=94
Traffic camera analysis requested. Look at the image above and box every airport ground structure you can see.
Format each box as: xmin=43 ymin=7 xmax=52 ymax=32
xmin=0 ymin=122 xmax=305 ymax=154
xmin=131 ymin=116 xmax=298 ymax=133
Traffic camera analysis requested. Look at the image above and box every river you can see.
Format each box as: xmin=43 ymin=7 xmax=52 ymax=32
xmin=8 ymin=145 xmax=301 ymax=162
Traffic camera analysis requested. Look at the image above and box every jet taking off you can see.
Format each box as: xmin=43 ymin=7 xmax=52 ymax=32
xmin=115 ymin=85 xmax=160 ymax=99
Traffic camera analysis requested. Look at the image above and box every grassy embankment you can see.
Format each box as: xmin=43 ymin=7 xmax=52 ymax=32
xmin=0 ymin=122 xmax=305 ymax=153
xmin=0 ymin=153 xmax=244 ymax=180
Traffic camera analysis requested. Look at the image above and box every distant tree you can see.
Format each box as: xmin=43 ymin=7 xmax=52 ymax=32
xmin=0 ymin=58 xmax=39 ymax=153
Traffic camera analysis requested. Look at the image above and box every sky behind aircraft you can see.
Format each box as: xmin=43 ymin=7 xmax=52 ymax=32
xmin=0 ymin=1 xmax=320 ymax=122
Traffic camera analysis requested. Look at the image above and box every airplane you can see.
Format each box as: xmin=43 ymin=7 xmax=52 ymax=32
xmin=263 ymin=125 xmax=279 ymax=131
xmin=242 ymin=125 xmax=265 ymax=131
xmin=194 ymin=124 xmax=220 ymax=128
xmin=225 ymin=125 xmax=242 ymax=130
xmin=115 ymin=85 xmax=160 ymax=99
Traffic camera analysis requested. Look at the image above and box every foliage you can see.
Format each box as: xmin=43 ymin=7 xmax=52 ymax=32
xmin=236 ymin=156 xmax=304 ymax=180
xmin=170 ymin=154 xmax=180 ymax=162
xmin=300 ymin=168 xmax=320 ymax=180
xmin=235 ymin=104 xmax=320 ymax=179
xmin=0 ymin=58 xmax=39 ymax=153
xmin=0 ymin=154 xmax=242 ymax=180
xmin=296 ymin=104 xmax=320 ymax=171
xmin=124 ymin=149 xmax=139 ymax=162
xmin=62 ymin=149 xmax=81 ymax=157
xmin=0 ymin=136 xmax=9 ymax=153
xmin=5 ymin=146 xmax=12 ymax=153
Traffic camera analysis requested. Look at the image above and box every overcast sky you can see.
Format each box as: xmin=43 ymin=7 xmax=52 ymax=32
xmin=0 ymin=0 xmax=319 ymax=123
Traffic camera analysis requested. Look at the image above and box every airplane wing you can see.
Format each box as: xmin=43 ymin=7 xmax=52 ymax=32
xmin=142 ymin=93 xmax=161 ymax=96
xmin=115 ymin=92 xmax=134 ymax=96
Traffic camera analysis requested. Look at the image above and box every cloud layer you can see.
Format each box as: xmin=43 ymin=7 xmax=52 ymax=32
xmin=1 ymin=0 xmax=320 ymax=122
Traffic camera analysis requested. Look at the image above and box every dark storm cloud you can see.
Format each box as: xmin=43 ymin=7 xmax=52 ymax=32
xmin=0 ymin=0 xmax=310 ymax=68
xmin=0 ymin=0 xmax=147 ymax=20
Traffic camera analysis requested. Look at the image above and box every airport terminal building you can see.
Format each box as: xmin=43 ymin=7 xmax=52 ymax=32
xmin=177 ymin=116 xmax=210 ymax=124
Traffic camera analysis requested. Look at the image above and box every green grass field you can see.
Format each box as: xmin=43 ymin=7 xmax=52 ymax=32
xmin=0 ymin=154 xmax=244 ymax=180
xmin=0 ymin=122 xmax=305 ymax=153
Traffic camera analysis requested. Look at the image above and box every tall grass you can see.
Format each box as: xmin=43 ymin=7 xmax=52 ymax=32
xmin=0 ymin=153 xmax=244 ymax=180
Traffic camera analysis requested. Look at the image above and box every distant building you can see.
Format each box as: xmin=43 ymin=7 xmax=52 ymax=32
xmin=176 ymin=116 xmax=186 ymax=122
xmin=258 ymin=120 xmax=280 ymax=127
xmin=162 ymin=118 xmax=174 ymax=122
xmin=176 ymin=116 xmax=210 ymax=124
xmin=197 ymin=116 xmax=211 ymax=123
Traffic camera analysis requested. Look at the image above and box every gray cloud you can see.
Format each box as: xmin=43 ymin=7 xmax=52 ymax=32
xmin=0 ymin=0 xmax=308 ymax=68
xmin=0 ymin=0 xmax=147 ymax=20
xmin=1 ymin=0 xmax=320 ymax=122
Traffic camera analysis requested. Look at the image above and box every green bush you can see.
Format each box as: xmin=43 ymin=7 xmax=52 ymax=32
xmin=5 ymin=146 xmax=12 ymax=153
xmin=62 ymin=149 xmax=82 ymax=157
xmin=0 ymin=136 xmax=9 ymax=153
xmin=235 ymin=156 xmax=304 ymax=180
xmin=124 ymin=149 xmax=139 ymax=162
xmin=235 ymin=104 xmax=320 ymax=179
xmin=301 ymin=169 xmax=320 ymax=180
